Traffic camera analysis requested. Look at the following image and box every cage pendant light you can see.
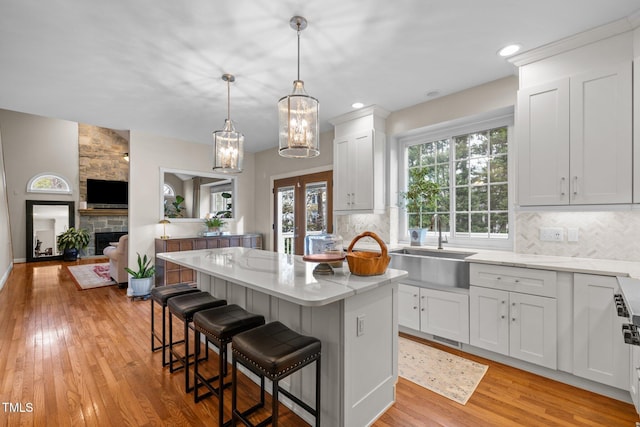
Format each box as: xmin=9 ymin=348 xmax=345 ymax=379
xmin=278 ymin=16 xmax=320 ymax=158
xmin=213 ymin=74 xmax=244 ymax=173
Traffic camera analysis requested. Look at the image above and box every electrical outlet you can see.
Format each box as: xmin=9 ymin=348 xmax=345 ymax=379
xmin=539 ymin=227 xmax=564 ymax=242
xmin=357 ymin=315 xmax=365 ymax=336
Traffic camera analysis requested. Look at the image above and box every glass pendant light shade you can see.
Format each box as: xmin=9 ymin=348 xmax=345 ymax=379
xmin=278 ymin=16 xmax=320 ymax=158
xmin=278 ymin=80 xmax=319 ymax=158
xmin=212 ymin=73 xmax=244 ymax=173
xmin=213 ymin=119 xmax=244 ymax=172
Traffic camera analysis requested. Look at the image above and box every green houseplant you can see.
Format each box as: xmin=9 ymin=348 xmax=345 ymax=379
xmin=125 ymin=252 xmax=155 ymax=298
xmin=56 ymin=227 xmax=90 ymax=261
xmin=204 ymin=215 xmax=225 ymax=233
xmin=400 ymin=169 xmax=440 ymax=246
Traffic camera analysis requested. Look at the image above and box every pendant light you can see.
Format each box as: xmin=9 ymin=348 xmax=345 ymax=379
xmin=213 ymin=74 xmax=244 ymax=173
xmin=278 ymin=16 xmax=319 ymax=158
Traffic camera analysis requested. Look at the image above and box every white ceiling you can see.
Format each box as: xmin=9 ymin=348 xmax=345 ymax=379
xmin=1 ymin=1 xmax=639 ymax=153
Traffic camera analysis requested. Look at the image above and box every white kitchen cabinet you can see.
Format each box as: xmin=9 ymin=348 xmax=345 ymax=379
xmin=398 ymin=283 xmax=469 ymax=344
xmin=470 ymin=286 xmax=557 ymax=369
xmin=517 ymin=61 xmax=632 ymax=206
xmin=573 ymin=273 xmax=629 ymax=389
xmin=333 ymin=130 xmax=385 ymax=213
xmin=398 ymin=283 xmax=420 ymax=330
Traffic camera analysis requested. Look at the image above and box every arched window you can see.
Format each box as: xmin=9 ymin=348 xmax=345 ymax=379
xmin=163 ymin=183 xmax=175 ymax=197
xmin=27 ymin=173 xmax=72 ymax=194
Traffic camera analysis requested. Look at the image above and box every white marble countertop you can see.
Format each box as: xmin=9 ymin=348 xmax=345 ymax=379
xmin=157 ymin=247 xmax=408 ymax=307
xmin=465 ymin=251 xmax=640 ymax=279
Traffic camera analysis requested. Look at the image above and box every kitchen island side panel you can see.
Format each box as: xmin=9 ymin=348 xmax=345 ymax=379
xmin=196 ymin=270 xmax=396 ymax=426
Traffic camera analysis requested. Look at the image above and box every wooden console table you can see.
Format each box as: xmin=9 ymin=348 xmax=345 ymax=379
xmin=154 ymin=234 xmax=262 ymax=286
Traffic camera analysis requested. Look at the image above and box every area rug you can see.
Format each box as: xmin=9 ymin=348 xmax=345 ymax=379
xmin=66 ymin=263 xmax=117 ymax=290
xmin=398 ymin=337 xmax=488 ymax=405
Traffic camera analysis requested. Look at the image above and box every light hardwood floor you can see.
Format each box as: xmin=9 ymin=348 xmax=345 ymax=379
xmin=0 ymin=259 xmax=638 ymax=426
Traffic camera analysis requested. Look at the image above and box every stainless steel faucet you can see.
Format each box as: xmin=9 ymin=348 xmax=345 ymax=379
xmin=435 ymin=214 xmax=448 ymax=249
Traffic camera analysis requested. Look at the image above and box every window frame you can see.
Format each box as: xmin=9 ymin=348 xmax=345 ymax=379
xmin=398 ymin=110 xmax=515 ymax=250
xmin=27 ymin=173 xmax=72 ymax=194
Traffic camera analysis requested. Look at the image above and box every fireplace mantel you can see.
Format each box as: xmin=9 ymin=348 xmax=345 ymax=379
xmin=79 ymin=208 xmax=127 ymax=216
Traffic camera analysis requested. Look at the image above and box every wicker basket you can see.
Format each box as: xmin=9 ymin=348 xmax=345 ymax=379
xmin=345 ymin=231 xmax=390 ymax=276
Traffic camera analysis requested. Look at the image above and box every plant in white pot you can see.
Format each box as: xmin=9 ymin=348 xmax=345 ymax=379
xmin=125 ymin=252 xmax=155 ymax=298
xmin=400 ymin=169 xmax=441 ymax=246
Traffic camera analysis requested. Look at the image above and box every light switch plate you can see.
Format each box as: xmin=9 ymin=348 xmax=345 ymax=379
xmin=568 ymin=228 xmax=579 ymax=242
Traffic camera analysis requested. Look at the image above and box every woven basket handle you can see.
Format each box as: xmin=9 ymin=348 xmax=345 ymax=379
xmin=347 ymin=231 xmax=388 ymax=257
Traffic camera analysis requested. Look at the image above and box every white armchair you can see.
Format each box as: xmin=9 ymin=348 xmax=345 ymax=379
xmin=103 ymin=234 xmax=128 ymax=285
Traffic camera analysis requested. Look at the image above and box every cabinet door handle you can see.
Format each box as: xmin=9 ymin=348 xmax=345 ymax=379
xmin=560 ymin=176 xmax=566 ymax=196
xmin=573 ymin=176 xmax=578 ymax=196
xmin=413 ymin=306 xmax=417 ymax=310
xmin=514 ymin=279 xmax=520 ymax=283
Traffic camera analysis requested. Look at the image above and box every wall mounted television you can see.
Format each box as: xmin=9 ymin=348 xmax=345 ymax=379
xmin=86 ymin=179 xmax=128 ymax=205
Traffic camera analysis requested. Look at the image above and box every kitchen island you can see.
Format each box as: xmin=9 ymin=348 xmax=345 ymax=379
xmin=156 ymin=247 xmax=408 ymax=427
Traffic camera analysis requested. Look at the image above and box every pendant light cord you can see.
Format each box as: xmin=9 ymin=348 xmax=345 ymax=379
xmin=297 ymin=24 xmax=301 ymax=81
xmin=227 ymin=79 xmax=231 ymax=122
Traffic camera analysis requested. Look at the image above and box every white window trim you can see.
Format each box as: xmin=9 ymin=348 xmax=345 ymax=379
xmin=397 ymin=108 xmax=515 ymax=251
xmin=27 ymin=172 xmax=72 ymax=194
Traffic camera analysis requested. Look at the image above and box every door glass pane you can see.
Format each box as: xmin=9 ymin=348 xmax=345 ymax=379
xmin=305 ymin=181 xmax=327 ymax=235
xmin=277 ymin=186 xmax=295 ymax=254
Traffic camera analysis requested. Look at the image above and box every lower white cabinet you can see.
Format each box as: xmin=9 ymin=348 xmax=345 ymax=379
xmin=398 ymin=283 xmax=469 ymax=344
xmin=398 ymin=284 xmax=420 ymax=330
xmin=469 ymin=286 xmax=557 ymax=369
xmin=630 ymin=345 xmax=640 ymax=414
xmin=573 ymin=273 xmax=629 ymax=389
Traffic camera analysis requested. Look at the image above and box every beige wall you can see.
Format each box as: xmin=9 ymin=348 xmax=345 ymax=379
xmin=0 ymin=109 xmax=79 ymax=261
xmin=253 ymin=131 xmax=334 ymax=251
xmin=386 ymin=76 xmax=518 ymax=136
xmin=128 ymin=130 xmax=256 ymax=267
xmin=0 ymin=126 xmax=13 ymax=290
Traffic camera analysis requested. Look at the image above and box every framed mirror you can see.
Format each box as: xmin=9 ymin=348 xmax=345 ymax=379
xmin=26 ymin=200 xmax=75 ymax=262
xmin=160 ymin=168 xmax=236 ymax=221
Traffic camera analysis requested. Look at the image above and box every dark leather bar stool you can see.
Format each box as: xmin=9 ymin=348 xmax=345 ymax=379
xmin=150 ymin=283 xmax=201 ymax=366
xmin=231 ymin=321 xmax=321 ymax=427
xmin=193 ymin=304 xmax=265 ymax=426
xmin=168 ymin=291 xmax=227 ymax=393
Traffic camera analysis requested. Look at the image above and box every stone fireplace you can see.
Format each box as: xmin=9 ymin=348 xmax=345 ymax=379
xmin=77 ymin=124 xmax=129 ymax=257
xmin=79 ymin=210 xmax=128 ymax=257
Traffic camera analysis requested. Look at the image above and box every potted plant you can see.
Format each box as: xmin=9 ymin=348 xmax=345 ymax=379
xmin=56 ymin=227 xmax=90 ymax=261
xmin=125 ymin=252 xmax=155 ymax=298
xmin=204 ymin=215 xmax=225 ymax=233
xmin=400 ymin=169 xmax=440 ymax=246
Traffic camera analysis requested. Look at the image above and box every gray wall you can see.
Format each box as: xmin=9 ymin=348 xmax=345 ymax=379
xmin=0 ymin=109 xmax=79 ymax=262
xmin=0 ymin=126 xmax=14 ymax=290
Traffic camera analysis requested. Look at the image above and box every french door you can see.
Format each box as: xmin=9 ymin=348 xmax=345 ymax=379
xmin=273 ymin=170 xmax=333 ymax=254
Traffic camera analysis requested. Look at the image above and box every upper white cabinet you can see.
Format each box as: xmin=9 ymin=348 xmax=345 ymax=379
xmin=330 ymin=106 xmax=389 ymax=214
xmin=517 ymin=62 xmax=632 ymax=206
xmin=334 ymin=130 xmax=384 ymax=212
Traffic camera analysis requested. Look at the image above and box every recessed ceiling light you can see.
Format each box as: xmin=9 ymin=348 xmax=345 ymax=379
xmin=498 ymin=44 xmax=521 ymax=57
xmin=351 ymin=102 xmax=364 ymax=109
